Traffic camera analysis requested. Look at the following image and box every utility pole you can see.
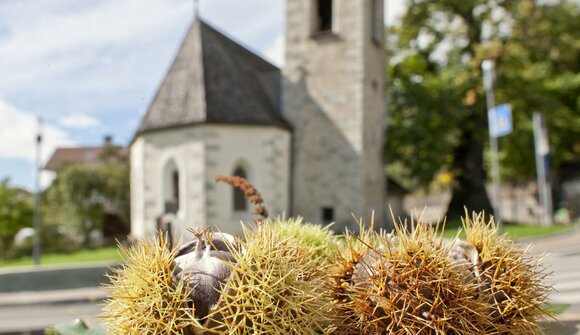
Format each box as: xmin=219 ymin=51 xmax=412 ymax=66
xmin=33 ymin=117 xmax=42 ymax=265
xmin=482 ymin=59 xmax=502 ymax=230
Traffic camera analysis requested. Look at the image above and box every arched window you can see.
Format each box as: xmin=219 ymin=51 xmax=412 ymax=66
xmin=233 ymin=166 xmax=248 ymax=212
xmin=163 ymin=159 xmax=180 ymax=214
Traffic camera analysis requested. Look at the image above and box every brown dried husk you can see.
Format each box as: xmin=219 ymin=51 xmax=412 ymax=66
xmin=332 ymin=218 xmax=494 ymax=335
xmin=463 ymin=211 xmax=551 ymax=335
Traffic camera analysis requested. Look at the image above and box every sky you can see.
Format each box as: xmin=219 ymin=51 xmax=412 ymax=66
xmin=0 ymin=0 xmax=405 ymax=190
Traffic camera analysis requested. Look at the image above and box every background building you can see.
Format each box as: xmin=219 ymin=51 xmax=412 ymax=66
xmin=130 ymin=0 xmax=387 ymax=239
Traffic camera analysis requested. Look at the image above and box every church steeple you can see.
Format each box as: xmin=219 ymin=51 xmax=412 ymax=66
xmin=283 ymin=0 xmax=387 ymax=229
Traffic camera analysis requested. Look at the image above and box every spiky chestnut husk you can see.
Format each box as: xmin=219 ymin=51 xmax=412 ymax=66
xmin=269 ymin=216 xmax=339 ymax=262
xmin=332 ymin=219 xmax=493 ymax=335
xmin=203 ymin=220 xmax=336 ymax=334
xmin=462 ymin=211 xmax=551 ymax=335
xmin=330 ymin=223 xmax=385 ymax=334
xmin=102 ymin=236 xmax=200 ymax=335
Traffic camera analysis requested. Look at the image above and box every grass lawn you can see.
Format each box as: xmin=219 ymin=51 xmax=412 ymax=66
xmin=441 ymin=219 xmax=573 ymax=240
xmin=0 ymin=245 xmax=122 ymax=268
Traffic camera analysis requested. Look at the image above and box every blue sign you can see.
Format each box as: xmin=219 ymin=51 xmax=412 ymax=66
xmin=489 ymin=104 xmax=512 ymax=137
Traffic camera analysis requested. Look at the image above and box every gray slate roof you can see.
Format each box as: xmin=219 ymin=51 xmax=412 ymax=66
xmin=136 ymin=19 xmax=289 ymax=135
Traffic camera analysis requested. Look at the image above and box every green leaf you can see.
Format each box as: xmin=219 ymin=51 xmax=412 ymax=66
xmin=45 ymin=319 xmax=105 ymax=335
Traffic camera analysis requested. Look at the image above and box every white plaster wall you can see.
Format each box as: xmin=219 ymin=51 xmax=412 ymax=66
xmin=130 ymin=128 xmax=206 ymax=241
xmin=202 ymin=125 xmax=291 ymax=236
xmin=130 ymin=124 xmax=290 ymax=240
xmin=130 ymin=138 xmax=146 ymax=238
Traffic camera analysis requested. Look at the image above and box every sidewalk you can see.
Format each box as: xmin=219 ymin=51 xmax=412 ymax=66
xmin=0 ymin=287 xmax=105 ymax=333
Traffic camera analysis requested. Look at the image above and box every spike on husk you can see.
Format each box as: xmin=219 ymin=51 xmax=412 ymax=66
xmin=203 ymin=219 xmax=336 ymax=334
xmin=462 ymin=211 xmax=552 ymax=334
xmin=330 ymin=219 xmax=383 ymax=334
xmin=102 ymin=235 xmax=201 ymax=335
xmin=332 ymin=216 xmax=494 ymax=335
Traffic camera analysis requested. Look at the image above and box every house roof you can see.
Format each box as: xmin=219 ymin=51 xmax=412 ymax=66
xmin=44 ymin=147 xmax=127 ymax=171
xmin=136 ymin=19 xmax=289 ymax=136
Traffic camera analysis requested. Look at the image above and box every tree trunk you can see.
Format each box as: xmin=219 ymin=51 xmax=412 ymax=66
xmin=446 ymin=112 xmax=493 ymax=219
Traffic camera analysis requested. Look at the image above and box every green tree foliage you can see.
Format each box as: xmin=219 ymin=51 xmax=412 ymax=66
xmin=44 ymin=146 xmax=129 ymax=247
xmin=386 ymin=0 xmax=580 ymax=217
xmin=0 ymin=178 xmax=34 ymax=262
xmin=496 ymin=1 xmax=580 ymax=178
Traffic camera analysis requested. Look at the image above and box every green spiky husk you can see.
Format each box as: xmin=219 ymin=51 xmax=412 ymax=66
xmin=463 ymin=212 xmax=551 ymax=335
xmin=204 ymin=220 xmax=336 ymax=334
xmin=102 ymin=237 xmax=200 ymax=334
xmin=332 ymin=219 xmax=493 ymax=335
xmin=269 ymin=216 xmax=339 ymax=261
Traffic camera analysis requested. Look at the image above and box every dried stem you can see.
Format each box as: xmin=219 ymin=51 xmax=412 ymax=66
xmin=215 ymin=175 xmax=269 ymax=219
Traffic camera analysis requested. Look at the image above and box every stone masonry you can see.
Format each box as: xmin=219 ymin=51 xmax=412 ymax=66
xmin=283 ymin=0 xmax=387 ymax=230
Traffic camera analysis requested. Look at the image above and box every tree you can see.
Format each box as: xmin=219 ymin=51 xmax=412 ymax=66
xmin=496 ymin=1 xmax=580 ymax=179
xmin=44 ymin=147 xmax=129 ymax=247
xmin=0 ymin=178 xmax=34 ymax=262
xmin=386 ymin=0 xmax=580 ymax=218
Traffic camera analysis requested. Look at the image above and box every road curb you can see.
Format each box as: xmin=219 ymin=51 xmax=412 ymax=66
xmin=0 ymin=263 xmax=118 ymax=293
xmin=0 ymin=287 xmax=107 ymax=308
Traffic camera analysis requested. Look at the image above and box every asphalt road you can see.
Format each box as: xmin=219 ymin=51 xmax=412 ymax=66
xmin=529 ymin=227 xmax=580 ymax=313
xmin=531 ymin=226 xmax=580 ymax=335
xmin=0 ymin=302 xmax=102 ymax=334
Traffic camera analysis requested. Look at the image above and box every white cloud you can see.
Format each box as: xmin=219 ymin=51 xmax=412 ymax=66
xmin=264 ymin=34 xmax=285 ymax=67
xmin=0 ymin=100 xmax=74 ymax=165
xmin=58 ymin=112 xmax=100 ymax=129
xmin=0 ymin=0 xmax=284 ymax=121
xmin=0 ymin=0 xmax=192 ymax=115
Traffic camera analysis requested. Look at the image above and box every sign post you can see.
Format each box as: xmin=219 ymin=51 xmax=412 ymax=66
xmin=482 ymin=60 xmax=512 ymax=230
xmin=533 ymin=113 xmax=553 ymax=225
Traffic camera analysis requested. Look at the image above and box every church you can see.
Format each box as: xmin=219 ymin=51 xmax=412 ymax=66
xmin=130 ymin=0 xmax=387 ymax=239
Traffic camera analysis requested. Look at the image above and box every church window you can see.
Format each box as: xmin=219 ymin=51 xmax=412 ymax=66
xmin=233 ymin=166 xmax=248 ymax=212
xmin=322 ymin=207 xmax=335 ymax=224
xmin=315 ymin=0 xmax=333 ymax=33
xmin=172 ymin=171 xmax=180 ymax=210
xmin=163 ymin=159 xmax=180 ymax=214
xmin=372 ymin=0 xmax=383 ymax=45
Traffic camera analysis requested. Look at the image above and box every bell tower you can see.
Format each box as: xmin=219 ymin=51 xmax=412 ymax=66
xmin=283 ymin=0 xmax=387 ymax=229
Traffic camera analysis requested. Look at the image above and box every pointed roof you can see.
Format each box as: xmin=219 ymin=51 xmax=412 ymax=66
xmin=136 ymin=19 xmax=289 ymax=135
